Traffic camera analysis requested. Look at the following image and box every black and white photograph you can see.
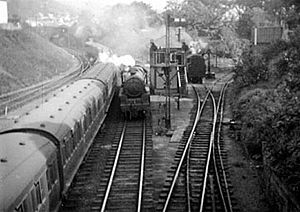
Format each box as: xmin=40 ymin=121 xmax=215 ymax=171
xmin=0 ymin=0 xmax=299 ymax=211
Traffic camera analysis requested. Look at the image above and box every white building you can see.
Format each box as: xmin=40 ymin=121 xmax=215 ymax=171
xmin=0 ymin=0 xmax=8 ymax=24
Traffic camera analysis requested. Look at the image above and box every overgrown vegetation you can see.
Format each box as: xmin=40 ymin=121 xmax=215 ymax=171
xmin=231 ymin=27 xmax=300 ymax=197
xmin=34 ymin=25 xmax=99 ymax=62
xmin=163 ymin=3 xmax=300 ymax=194
xmin=0 ymin=28 xmax=76 ymax=94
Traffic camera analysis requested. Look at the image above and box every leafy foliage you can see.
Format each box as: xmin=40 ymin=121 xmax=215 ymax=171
xmin=235 ymin=0 xmax=300 ymax=28
xmin=231 ymin=24 xmax=300 ymax=196
xmin=234 ymin=48 xmax=268 ymax=88
xmin=233 ymin=89 xmax=279 ymax=156
xmin=218 ymin=26 xmax=251 ymax=58
xmin=236 ymin=9 xmax=254 ymax=39
xmin=263 ymin=91 xmax=300 ymax=193
xmin=262 ymin=26 xmax=300 ymax=92
xmin=165 ymin=0 xmax=235 ymax=37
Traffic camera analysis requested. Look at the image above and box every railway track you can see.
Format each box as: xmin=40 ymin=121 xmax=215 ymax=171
xmin=97 ymin=119 xmax=153 ymax=211
xmin=0 ymin=55 xmax=91 ymax=116
xmin=61 ymin=97 xmax=153 ymax=211
xmin=157 ymin=81 xmax=235 ymax=212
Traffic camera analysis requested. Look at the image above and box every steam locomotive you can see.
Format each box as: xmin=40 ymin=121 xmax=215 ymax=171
xmin=0 ymin=63 xmax=119 ymax=212
xmin=119 ymin=65 xmax=150 ymax=119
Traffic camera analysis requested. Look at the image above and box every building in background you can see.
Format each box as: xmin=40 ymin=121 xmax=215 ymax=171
xmin=0 ymin=0 xmax=8 ymax=24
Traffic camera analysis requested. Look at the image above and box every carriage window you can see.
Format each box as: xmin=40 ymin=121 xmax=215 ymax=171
xmin=86 ymin=110 xmax=90 ymax=126
xmin=52 ymin=161 xmax=58 ymax=183
xmin=64 ymin=136 xmax=71 ymax=159
xmin=47 ymin=160 xmax=58 ymax=191
xmin=78 ymin=123 xmax=82 ymax=142
xmin=50 ymin=165 xmax=56 ymax=184
xmin=80 ymin=120 xmax=84 ymax=137
xmin=75 ymin=122 xmax=80 ymax=145
xmin=62 ymin=143 xmax=67 ymax=164
xmin=23 ymin=194 xmax=33 ymax=212
xmin=35 ymin=182 xmax=42 ymax=205
xmin=83 ymin=115 xmax=88 ymax=131
xmin=46 ymin=169 xmax=51 ymax=191
xmin=103 ymin=86 xmax=108 ymax=99
xmin=30 ymin=188 xmax=38 ymax=211
xmin=71 ymin=130 xmax=76 ymax=150
xmin=98 ymin=98 xmax=102 ymax=110
xmin=87 ymin=108 xmax=92 ymax=125
xmin=68 ymin=136 xmax=73 ymax=156
xmin=92 ymin=98 xmax=96 ymax=116
xmin=40 ymin=174 xmax=47 ymax=200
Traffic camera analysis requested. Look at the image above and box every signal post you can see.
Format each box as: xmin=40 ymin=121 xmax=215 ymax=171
xmin=164 ymin=15 xmax=187 ymax=129
xmin=149 ymin=14 xmax=187 ymax=129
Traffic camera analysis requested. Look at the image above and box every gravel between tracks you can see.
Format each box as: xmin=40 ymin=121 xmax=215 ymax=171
xmin=151 ymin=95 xmax=194 ymax=206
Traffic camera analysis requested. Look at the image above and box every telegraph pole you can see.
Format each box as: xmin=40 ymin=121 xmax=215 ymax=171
xmin=165 ymin=14 xmax=171 ymax=129
xmin=177 ymin=27 xmax=181 ymax=42
xmin=163 ymin=15 xmax=187 ymax=129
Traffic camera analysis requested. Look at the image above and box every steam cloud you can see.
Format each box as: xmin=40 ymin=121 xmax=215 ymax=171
xmin=79 ymin=2 xmax=165 ymax=65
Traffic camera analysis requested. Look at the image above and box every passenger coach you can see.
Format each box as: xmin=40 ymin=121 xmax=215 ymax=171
xmin=0 ymin=62 xmax=118 ymax=212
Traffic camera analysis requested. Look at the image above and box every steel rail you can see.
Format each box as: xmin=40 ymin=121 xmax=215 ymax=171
xmin=100 ymin=121 xmax=127 ymax=212
xmin=137 ymin=120 xmax=146 ymax=212
xmin=100 ymin=119 xmax=146 ymax=212
xmin=0 ymin=70 xmax=80 ymax=107
xmin=186 ymin=89 xmax=210 ymax=212
xmin=199 ymin=90 xmax=217 ymax=212
xmin=0 ymin=48 xmax=96 ymax=115
xmin=0 ymin=61 xmax=88 ymax=116
xmin=162 ymin=86 xmax=205 ymax=212
xmin=0 ymin=56 xmax=83 ymax=100
xmin=211 ymin=88 xmax=228 ymax=212
xmin=215 ymin=82 xmax=233 ymax=212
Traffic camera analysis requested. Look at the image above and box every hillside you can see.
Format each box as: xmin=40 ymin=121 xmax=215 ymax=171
xmin=0 ymin=28 xmax=77 ymax=94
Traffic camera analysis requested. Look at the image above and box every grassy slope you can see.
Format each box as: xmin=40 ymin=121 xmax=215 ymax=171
xmin=0 ymin=28 xmax=77 ymax=94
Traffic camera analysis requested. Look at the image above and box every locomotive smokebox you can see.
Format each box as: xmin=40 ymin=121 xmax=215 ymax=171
xmin=123 ymin=77 xmax=145 ymax=97
xmin=122 ymin=66 xmax=147 ymax=97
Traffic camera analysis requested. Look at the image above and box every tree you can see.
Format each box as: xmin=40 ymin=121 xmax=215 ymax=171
xmin=165 ymin=0 xmax=236 ymax=37
xmin=165 ymin=0 xmax=185 ymax=17
xmin=235 ymin=0 xmax=300 ymax=28
xmin=236 ymin=9 xmax=254 ymax=39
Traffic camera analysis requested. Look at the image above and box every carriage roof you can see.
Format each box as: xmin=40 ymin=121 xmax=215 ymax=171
xmin=0 ymin=132 xmax=56 ymax=211
xmin=2 ymin=79 xmax=105 ymax=142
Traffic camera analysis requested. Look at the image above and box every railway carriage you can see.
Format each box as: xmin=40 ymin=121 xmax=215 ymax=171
xmin=1 ymin=133 xmax=58 ymax=212
xmin=0 ymin=63 xmax=118 ymax=212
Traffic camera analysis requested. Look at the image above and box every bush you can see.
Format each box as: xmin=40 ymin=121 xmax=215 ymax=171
xmin=263 ymin=92 xmax=300 ymax=191
xmin=233 ymin=49 xmax=268 ymax=89
xmin=231 ymin=29 xmax=300 ymax=197
xmin=233 ymin=88 xmax=281 ymax=157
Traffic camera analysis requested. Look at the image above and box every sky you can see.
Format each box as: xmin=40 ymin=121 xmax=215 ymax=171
xmin=103 ymin=0 xmax=168 ymax=11
xmin=58 ymin=0 xmax=169 ymax=12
